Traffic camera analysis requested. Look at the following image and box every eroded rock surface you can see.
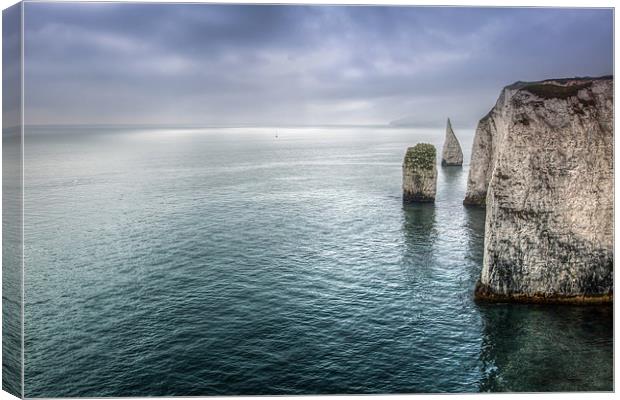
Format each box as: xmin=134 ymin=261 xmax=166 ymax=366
xmin=468 ymin=76 xmax=613 ymax=303
xmin=403 ymin=143 xmax=437 ymax=203
xmin=441 ymin=118 xmax=463 ymax=166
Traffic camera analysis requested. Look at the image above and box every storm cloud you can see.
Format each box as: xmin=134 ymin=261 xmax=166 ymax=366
xmin=23 ymin=3 xmax=613 ymax=127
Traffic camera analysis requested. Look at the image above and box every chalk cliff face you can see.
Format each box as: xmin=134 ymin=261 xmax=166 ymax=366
xmin=403 ymin=143 xmax=437 ymax=203
xmin=441 ymin=118 xmax=463 ymax=166
xmin=463 ymin=114 xmax=496 ymax=205
xmin=470 ymin=76 xmax=613 ymax=303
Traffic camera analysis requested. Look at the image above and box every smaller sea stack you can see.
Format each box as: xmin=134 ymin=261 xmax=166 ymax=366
xmin=441 ymin=118 xmax=463 ymax=166
xmin=402 ymin=143 xmax=437 ymax=203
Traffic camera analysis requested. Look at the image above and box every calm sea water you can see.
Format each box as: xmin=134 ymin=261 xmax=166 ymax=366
xmin=22 ymin=126 xmax=612 ymax=396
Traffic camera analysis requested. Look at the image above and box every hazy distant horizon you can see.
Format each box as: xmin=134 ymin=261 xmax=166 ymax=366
xmin=21 ymin=3 xmax=613 ymax=127
xmin=21 ymin=122 xmax=474 ymax=131
xmin=22 ymin=122 xmax=443 ymax=128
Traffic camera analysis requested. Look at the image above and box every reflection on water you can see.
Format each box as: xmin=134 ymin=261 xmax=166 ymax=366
xmin=478 ymin=304 xmax=613 ymax=392
xmin=402 ymin=203 xmax=437 ymax=262
xmin=463 ymin=205 xmax=486 ymax=284
xmin=439 ymin=165 xmax=463 ymax=185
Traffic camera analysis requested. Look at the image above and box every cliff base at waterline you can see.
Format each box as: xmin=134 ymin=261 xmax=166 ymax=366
xmin=469 ymin=76 xmax=613 ymax=304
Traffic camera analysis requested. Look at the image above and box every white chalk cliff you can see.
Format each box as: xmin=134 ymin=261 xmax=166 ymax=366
xmin=467 ymin=76 xmax=613 ymax=303
xmin=441 ymin=118 xmax=463 ymax=166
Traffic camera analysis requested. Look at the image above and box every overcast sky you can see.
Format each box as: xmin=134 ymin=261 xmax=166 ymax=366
xmin=23 ymin=3 xmax=613 ymax=127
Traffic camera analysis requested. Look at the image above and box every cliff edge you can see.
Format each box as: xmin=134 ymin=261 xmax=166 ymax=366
xmin=469 ymin=76 xmax=613 ymax=303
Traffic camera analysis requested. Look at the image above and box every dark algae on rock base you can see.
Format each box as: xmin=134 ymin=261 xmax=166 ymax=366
xmin=402 ymin=143 xmax=437 ymax=203
xmin=464 ymin=76 xmax=613 ymax=304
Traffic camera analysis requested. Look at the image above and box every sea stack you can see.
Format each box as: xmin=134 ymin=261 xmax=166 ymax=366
xmin=402 ymin=143 xmax=437 ymax=203
xmin=469 ymin=76 xmax=613 ymax=303
xmin=441 ymin=118 xmax=463 ymax=166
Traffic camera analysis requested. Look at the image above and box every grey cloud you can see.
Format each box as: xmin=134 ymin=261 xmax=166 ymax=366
xmin=23 ymin=3 xmax=613 ymax=127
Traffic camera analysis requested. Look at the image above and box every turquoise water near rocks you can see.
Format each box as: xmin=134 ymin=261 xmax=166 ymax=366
xmin=22 ymin=126 xmax=612 ymax=396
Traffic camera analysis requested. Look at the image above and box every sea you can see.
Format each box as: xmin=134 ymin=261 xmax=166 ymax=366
xmin=12 ymin=125 xmax=613 ymax=396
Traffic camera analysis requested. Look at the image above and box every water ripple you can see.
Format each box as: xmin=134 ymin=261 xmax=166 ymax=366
xmin=21 ymin=127 xmax=612 ymax=396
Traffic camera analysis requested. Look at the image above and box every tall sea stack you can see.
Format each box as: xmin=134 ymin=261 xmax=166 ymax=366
xmin=468 ymin=76 xmax=613 ymax=303
xmin=402 ymin=143 xmax=437 ymax=203
xmin=441 ymin=118 xmax=463 ymax=166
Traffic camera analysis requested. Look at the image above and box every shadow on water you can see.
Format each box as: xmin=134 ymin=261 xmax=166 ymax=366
xmin=464 ymin=202 xmax=613 ymax=392
xmin=400 ymin=166 xmax=613 ymax=393
xmin=436 ymin=165 xmax=464 ymax=204
xmin=463 ymin=205 xmax=486 ymax=285
xmin=477 ymin=303 xmax=613 ymax=392
xmin=440 ymin=165 xmax=463 ymax=182
xmin=401 ymin=202 xmax=437 ymax=261
xmin=399 ymin=202 xmax=438 ymax=296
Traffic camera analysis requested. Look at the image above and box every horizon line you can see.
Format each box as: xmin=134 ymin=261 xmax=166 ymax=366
xmin=18 ymin=122 xmax=453 ymax=129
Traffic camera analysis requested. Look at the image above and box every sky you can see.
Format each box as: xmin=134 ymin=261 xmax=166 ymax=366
xmin=22 ymin=2 xmax=613 ymax=127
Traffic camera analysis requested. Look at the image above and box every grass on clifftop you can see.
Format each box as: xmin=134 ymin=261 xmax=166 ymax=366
xmin=404 ymin=143 xmax=436 ymax=170
xmin=520 ymin=82 xmax=592 ymax=99
xmin=505 ymin=76 xmax=607 ymax=99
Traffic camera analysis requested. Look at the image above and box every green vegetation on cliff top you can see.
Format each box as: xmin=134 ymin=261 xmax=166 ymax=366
xmin=506 ymin=75 xmax=612 ymax=100
xmin=404 ymin=143 xmax=436 ymax=170
xmin=520 ymin=82 xmax=592 ymax=99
